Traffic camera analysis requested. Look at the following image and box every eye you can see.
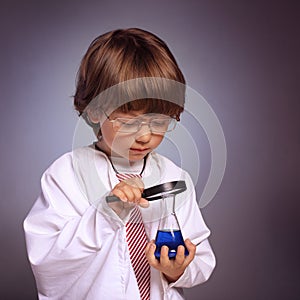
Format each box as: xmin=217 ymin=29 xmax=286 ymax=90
xmin=151 ymin=119 xmax=170 ymax=127
xmin=118 ymin=118 xmax=139 ymax=126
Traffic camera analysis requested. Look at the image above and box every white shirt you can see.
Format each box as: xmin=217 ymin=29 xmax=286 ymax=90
xmin=24 ymin=146 xmax=216 ymax=300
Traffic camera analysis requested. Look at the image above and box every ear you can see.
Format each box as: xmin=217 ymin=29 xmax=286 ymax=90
xmin=84 ymin=109 xmax=102 ymax=139
xmin=86 ymin=108 xmax=101 ymax=124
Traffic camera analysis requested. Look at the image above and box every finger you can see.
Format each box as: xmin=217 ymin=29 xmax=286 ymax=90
xmin=160 ymin=245 xmax=170 ymax=268
xmin=130 ymin=186 xmax=143 ymax=203
xmin=120 ymin=185 xmax=136 ymax=202
xmin=145 ymin=240 xmax=155 ymax=256
xmin=174 ymin=245 xmax=185 ymax=266
xmin=121 ymin=184 xmax=144 ymax=203
xmin=111 ymin=188 xmax=128 ymax=202
xmin=112 ymin=182 xmax=128 ymax=199
xmin=145 ymin=241 xmax=158 ymax=267
xmin=145 ymin=241 xmax=152 ymax=256
xmin=123 ymin=177 xmax=144 ymax=190
xmin=184 ymin=239 xmax=196 ymax=262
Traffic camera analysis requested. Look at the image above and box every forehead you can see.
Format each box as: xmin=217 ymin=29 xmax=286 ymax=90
xmin=104 ymin=97 xmax=182 ymax=118
xmin=111 ymin=109 xmax=166 ymax=118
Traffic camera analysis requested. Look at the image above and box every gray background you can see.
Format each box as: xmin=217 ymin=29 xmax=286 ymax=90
xmin=0 ymin=0 xmax=299 ymax=299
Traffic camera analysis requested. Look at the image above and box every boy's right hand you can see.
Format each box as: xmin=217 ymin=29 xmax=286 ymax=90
xmin=111 ymin=177 xmax=149 ymax=208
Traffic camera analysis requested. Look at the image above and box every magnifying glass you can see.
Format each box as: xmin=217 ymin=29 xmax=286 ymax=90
xmin=106 ymin=180 xmax=187 ymax=203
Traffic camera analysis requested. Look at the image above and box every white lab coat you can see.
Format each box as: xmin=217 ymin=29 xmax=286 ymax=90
xmin=24 ymin=145 xmax=216 ymax=300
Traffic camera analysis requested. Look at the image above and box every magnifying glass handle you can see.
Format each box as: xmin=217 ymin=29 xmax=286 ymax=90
xmin=106 ymin=192 xmax=150 ymax=203
xmin=106 ymin=195 xmax=138 ymax=203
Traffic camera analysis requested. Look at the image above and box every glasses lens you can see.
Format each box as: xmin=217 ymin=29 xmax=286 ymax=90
xmin=150 ymin=118 xmax=175 ymax=133
xmin=114 ymin=118 xmax=139 ymax=132
xmin=113 ymin=117 xmax=176 ymax=133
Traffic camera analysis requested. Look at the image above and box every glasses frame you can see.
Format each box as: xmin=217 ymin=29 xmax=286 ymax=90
xmin=103 ymin=111 xmax=177 ymax=134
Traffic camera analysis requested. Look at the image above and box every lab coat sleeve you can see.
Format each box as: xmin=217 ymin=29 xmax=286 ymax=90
xmin=160 ymin=172 xmax=216 ymax=290
xmin=23 ymin=154 xmax=108 ymax=297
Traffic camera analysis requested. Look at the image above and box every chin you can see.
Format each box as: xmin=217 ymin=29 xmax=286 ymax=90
xmin=128 ymin=153 xmax=148 ymax=161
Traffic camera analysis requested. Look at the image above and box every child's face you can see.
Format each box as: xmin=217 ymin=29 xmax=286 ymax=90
xmin=98 ymin=109 xmax=168 ymax=161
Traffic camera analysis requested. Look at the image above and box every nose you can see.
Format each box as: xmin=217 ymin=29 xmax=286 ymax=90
xmin=135 ymin=124 xmax=152 ymax=143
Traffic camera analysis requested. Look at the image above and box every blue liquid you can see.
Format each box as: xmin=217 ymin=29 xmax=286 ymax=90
xmin=154 ymin=229 xmax=189 ymax=259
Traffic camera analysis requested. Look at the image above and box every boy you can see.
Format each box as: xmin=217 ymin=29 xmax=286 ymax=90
xmin=24 ymin=28 xmax=215 ymax=300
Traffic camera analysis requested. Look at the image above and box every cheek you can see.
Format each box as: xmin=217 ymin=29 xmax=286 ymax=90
xmin=103 ymin=130 xmax=135 ymax=152
xmin=112 ymin=135 xmax=135 ymax=149
xmin=152 ymin=135 xmax=164 ymax=148
xmin=101 ymin=124 xmax=114 ymax=144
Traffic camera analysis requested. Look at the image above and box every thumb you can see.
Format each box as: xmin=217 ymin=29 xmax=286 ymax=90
xmin=139 ymin=198 xmax=149 ymax=208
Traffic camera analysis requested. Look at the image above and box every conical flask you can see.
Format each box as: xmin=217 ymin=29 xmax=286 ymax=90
xmin=154 ymin=194 xmax=189 ymax=259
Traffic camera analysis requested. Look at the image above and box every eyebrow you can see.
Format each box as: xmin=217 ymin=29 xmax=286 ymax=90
xmin=120 ymin=112 xmax=141 ymax=117
xmin=112 ymin=111 xmax=164 ymax=118
xmin=114 ymin=114 xmax=170 ymax=121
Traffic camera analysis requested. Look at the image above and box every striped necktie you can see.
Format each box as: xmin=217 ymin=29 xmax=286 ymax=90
xmin=116 ymin=173 xmax=151 ymax=300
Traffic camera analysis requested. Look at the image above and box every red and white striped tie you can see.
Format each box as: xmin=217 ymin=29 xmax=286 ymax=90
xmin=116 ymin=173 xmax=151 ymax=300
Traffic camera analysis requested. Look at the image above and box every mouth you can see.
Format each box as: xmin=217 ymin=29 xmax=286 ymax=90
xmin=129 ymin=148 xmax=150 ymax=153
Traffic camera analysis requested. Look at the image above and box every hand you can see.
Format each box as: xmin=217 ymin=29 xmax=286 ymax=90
xmin=145 ymin=239 xmax=196 ymax=283
xmin=111 ymin=177 xmax=149 ymax=208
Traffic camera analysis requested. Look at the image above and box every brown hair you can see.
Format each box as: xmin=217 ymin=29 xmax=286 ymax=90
xmin=74 ymin=28 xmax=186 ymax=121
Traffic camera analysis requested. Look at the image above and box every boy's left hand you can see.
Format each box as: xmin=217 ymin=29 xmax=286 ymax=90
xmin=145 ymin=239 xmax=196 ymax=283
